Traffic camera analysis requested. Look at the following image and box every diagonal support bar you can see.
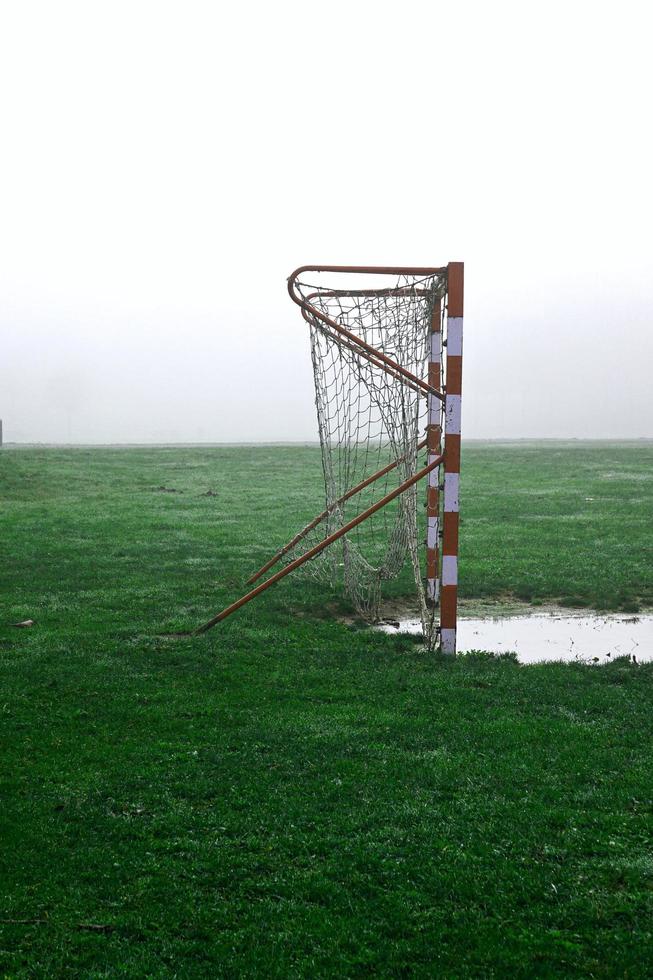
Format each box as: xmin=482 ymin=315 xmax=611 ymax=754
xmin=246 ymin=437 xmax=428 ymax=586
xmin=195 ymin=453 xmax=444 ymax=635
xmin=288 ymin=268 xmax=445 ymax=402
xmin=301 ymin=308 xmax=431 ymax=399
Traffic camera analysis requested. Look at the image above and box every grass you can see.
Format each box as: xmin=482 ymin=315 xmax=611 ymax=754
xmin=461 ymin=442 xmax=653 ymax=612
xmin=1 ymin=441 xmax=652 ymax=977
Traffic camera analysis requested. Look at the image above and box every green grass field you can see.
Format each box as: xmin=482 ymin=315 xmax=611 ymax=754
xmin=1 ymin=442 xmax=652 ymax=977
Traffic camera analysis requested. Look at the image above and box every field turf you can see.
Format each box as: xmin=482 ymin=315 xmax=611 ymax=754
xmin=1 ymin=442 xmax=652 ymax=976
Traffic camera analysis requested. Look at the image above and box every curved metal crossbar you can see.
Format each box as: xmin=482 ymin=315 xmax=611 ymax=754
xmin=288 ymin=266 xmax=446 ymax=402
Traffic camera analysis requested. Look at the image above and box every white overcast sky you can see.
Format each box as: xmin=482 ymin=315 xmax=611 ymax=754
xmin=1 ymin=0 xmax=651 ymax=443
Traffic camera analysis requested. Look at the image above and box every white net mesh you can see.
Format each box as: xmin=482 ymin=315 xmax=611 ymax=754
xmin=280 ymin=270 xmax=446 ymax=646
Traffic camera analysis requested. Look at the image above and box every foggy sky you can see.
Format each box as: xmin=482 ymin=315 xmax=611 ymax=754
xmin=1 ymin=1 xmax=652 ymax=443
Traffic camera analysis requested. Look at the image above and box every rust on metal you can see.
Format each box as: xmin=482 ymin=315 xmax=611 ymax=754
xmin=440 ymin=585 xmax=457 ymax=623
xmin=445 ymin=357 xmax=463 ymax=393
xmin=300 ymin=304 xmax=429 ymax=398
xmin=304 ymin=287 xmax=435 ymax=299
xmin=195 ymin=453 xmax=444 ymax=635
xmin=447 ymin=262 xmax=464 ymax=317
xmin=444 ymin=434 xmax=461 ymax=473
xmin=439 ymin=261 xmax=464 ymax=653
xmin=246 ymin=437 xmax=429 ymax=585
xmin=289 ymin=265 xmax=447 ymax=278
xmin=426 ymin=295 xmax=442 ymax=602
xmin=288 ymin=267 xmax=446 ymax=402
xmin=441 ymin=512 xmax=460 ymax=555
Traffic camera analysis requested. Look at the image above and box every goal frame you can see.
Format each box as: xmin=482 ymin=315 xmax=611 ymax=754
xmin=196 ymin=262 xmax=464 ymax=655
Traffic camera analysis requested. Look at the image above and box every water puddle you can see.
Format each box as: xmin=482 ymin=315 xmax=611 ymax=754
xmin=379 ymin=612 xmax=653 ymax=664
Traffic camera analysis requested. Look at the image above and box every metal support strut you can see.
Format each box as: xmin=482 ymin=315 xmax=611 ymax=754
xmin=196 ymin=453 xmax=444 ymax=635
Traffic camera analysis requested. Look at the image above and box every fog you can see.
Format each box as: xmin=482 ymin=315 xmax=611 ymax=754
xmin=1 ymin=1 xmax=651 ymax=444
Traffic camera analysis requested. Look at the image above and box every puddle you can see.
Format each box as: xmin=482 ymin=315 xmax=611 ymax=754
xmin=378 ymin=612 xmax=653 ymax=664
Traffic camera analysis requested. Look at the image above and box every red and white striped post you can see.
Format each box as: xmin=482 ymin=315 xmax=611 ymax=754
xmin=426 ymin=296 xmax=442 ymax=602
xmin=440 ymin=262 xmax=464 ymax=655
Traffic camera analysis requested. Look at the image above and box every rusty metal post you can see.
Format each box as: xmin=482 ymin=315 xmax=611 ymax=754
xmin=440 ymin=263 xmax=464 ymax=654
xmin=426 ymin=296 xmax=442 ymax=602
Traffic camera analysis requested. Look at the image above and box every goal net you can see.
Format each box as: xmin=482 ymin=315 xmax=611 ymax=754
xmin=197 ymin=263 xmax=463 ymax=655
xmin=260 ymin=267 xmax=446 ymax=647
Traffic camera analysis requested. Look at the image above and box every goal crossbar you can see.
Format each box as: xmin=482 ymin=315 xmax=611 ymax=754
xmin=195 ymin=452 xmax=444 ymax=635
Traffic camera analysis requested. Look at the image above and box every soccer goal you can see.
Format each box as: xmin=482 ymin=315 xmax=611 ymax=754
xmin=197 ymin=263 xmax=464 ymax=654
